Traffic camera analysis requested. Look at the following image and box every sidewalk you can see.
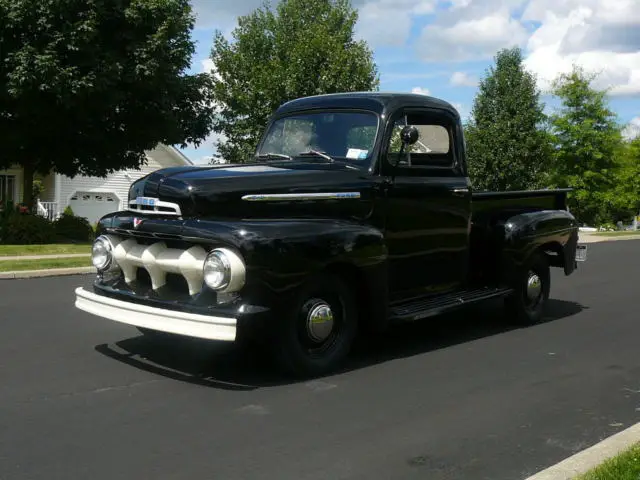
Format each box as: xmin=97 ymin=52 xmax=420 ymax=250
xmin=579 ymin=232 xmax=640 ymax=243
xmin=0 ymin=253 xmax=90 ymax=261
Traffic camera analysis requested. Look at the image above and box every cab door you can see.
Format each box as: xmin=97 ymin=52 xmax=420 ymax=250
xmin=380 ymin=107 xmax=471 ymax=302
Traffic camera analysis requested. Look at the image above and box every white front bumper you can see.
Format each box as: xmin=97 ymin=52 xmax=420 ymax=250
xmin=74 ymin=287 xmax=237 ymax=341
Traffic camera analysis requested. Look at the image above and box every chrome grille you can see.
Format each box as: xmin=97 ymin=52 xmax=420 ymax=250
xmin=105 ymin=234 xmax=207 ymax=296
xmin=127 ymin=196 xmax=182 ymax=216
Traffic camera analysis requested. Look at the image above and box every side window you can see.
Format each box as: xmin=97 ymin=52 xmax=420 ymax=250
xmin=388 ymin=111 xmax=453 ymax=168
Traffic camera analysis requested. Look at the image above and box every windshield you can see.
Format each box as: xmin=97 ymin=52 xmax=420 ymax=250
xmin=257 ymin=111 xmax=379 ymax=164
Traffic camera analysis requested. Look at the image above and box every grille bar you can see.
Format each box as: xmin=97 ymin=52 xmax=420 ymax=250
xmin=107 ymin=235 xmax=207 ymax=296
xmin=127 ymin=196 xmax=182 ymax=216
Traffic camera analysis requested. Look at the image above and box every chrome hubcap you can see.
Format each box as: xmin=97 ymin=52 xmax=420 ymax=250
xmin=306 ymin=301 xmax=334 ymax=342
xmin=526 ymin=272 xmax=542 ymax=301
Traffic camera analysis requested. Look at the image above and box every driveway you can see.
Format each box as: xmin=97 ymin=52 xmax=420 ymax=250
xmin=1 ymin=240 xmax=639 ymax=480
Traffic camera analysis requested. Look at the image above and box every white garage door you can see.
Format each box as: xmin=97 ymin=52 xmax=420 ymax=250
xmin=69 ymin=192 xmax=120 ymax=224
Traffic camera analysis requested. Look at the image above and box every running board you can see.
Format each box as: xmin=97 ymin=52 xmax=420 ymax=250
xmin=390 ymin=287 xmax=513 ymax=322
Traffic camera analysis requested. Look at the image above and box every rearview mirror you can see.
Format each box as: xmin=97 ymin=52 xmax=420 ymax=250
xmin=400 ymin=125 xmax=419 ymax=145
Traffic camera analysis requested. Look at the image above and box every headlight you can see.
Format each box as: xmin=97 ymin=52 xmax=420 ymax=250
xmin=92 ymin=235 xmax=116 ymax=271
xmin=203 ymin=248 xmax=246 ymax=292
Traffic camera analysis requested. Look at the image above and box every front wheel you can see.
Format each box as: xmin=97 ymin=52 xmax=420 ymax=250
xmin=504 ymin=251 xmax=550 ymax=325
xmin=273 ymin=273 xmax=358 ymax=378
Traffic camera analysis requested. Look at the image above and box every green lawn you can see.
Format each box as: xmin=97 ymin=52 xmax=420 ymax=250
xmin=0 ymin=244 xmax=91 ymax=256
xmin=575 ymin=442 xmax=640 ymax=480
xmin=0 ymin=257 xmax=92 ymax=272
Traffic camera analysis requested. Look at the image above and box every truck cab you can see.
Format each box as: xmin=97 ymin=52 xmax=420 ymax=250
xmin=75 ymin=92 xmax=586 ymax=378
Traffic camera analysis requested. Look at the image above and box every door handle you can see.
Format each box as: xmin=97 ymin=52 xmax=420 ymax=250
xmin=451 ymin=187 xmax=469 ymax=196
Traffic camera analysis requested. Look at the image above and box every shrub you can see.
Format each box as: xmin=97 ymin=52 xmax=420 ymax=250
xmin=53 ymin=212 xmax=94 ymax=243
xmin=1 ymin=213 xmax=57 ymax=244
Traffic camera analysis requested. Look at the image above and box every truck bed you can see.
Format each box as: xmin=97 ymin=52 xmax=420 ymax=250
xmin=471 ymin=188 xmax=572 ymax=213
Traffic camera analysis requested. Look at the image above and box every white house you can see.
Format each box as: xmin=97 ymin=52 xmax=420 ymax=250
xmin=0 ymin=143 xmax=194 ymax=225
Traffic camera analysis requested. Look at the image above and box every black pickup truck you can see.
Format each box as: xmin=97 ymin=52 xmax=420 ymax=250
xmin=74 ymin=92 xmax=586 ymax=377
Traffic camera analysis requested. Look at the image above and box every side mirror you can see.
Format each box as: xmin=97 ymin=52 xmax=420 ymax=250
xmin=400 ymin=125 xmax=419 ymax=145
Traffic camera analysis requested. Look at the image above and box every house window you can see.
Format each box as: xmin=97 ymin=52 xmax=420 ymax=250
xmin=0 ymin=175 xmax=16 ymax=204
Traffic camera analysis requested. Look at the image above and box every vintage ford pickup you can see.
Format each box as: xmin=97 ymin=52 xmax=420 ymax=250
xmin=74 ymin=92 xmax=586 ymax=377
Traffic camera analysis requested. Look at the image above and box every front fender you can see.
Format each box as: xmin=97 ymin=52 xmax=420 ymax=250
xmin=180 ymin=217 xmax=388 ymax=311
xmin=497 ymin=209 xmax=579 ymax=282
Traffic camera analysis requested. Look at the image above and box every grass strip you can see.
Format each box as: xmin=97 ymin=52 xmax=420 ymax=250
xmin=0 ymin=244 xmax=91 ymax=256
xmin=574 ymin=442 xmax=640 ymax=480
xmin=0 ymin=257 xmax=92 ymax=272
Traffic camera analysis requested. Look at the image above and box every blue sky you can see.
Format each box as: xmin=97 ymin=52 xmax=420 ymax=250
xmin=178 ymin=0 xmax=640 ymax=164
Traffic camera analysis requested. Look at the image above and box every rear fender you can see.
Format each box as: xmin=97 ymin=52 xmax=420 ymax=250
xmin=496 ymin=209 xmax=579 ymax=283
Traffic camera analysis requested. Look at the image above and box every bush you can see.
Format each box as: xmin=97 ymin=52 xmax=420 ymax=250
xmin=53 ymin=212 xmax=94 ymax=243
xmin=1 ymin=213 xmax=57 ymax=244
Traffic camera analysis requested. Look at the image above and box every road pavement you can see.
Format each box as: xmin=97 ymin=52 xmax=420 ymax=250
xmin=1 ymin=240 xmax=640 ymax=480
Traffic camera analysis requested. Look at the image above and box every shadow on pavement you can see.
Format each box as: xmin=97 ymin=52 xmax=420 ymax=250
xmin=94 ymin=297 xmax=586 ymax=390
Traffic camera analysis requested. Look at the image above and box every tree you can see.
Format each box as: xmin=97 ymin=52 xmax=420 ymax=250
xmin=610 ymin=136 xmax=640 ymax=223
xmin=0 ymin=0 xmax=216 ymax=209
xmin=464 ymin=47 xmax=553 ymax=191
xmin=208 ymin=0 xmax=379 ymax=163
xmin=549 ymin=66 xmax=624 ymax=226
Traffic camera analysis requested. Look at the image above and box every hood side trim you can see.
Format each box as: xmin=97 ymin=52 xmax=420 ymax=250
xmin=241 ymin=192 xmax=361 ymax=202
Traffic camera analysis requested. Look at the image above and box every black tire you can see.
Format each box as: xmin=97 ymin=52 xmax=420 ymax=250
xmin=504 ymin=251 xmax=550 ymax=325
xmin=272 ymin=273 xmax=358 ymax=378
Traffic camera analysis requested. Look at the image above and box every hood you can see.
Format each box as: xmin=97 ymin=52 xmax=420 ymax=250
xmin=127 ymin=162 xmax=375 ymax=220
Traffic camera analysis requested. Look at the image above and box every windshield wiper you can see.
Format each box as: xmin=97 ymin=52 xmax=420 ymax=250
xmin=256 ymin=152 xmax=293 ymax=161
xmin=297 ymin=149 xmax=335 ymax=163
xmin=297 ymin=150 xmax=361 ymax=170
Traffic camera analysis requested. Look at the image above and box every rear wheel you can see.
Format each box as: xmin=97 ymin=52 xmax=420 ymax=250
xmin=504 ymin=251 xmax=550 ymax=325
xmin=273 ymin=273 xmax=358 ymax=378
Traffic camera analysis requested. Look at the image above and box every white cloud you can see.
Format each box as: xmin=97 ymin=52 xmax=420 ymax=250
xmin=406 ymin=0 xmax=640 ymax=95
xmin=411 ymin=87 xmax=431 ymax=95
xmin=450 ymin=71 xmax=478 ymax=86
xmin=521 ymin=0 xmax=640 ymax=95
xmin=191 ymin=0 xmax=437 ymax=48
xmin=416 ymin=8 xmax=529 ymax=62
xmin=623 ymin=117 xmax=640 ymax=140
xmin=354 ymin=0 xmax=437 ymax=47
xmin=201 ymin=58 xmax=223 ymax=82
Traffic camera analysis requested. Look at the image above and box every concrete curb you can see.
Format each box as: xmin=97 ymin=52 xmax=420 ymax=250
xmin=0 ymin=266 xmax=96 ymax=279
xmin=524 ymin=422 xmax=640 ymax=479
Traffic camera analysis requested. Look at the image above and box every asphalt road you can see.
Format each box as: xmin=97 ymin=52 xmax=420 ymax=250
xmin=2 ymin=240 xmax=640 ymax=480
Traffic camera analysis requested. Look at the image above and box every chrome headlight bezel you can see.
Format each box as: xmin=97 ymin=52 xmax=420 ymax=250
xmin=92 ymin=235 xmax=120 ymax=272
xmin=203 ymin=247 xmax=246 ymax=293
xmin=92 ymin=235 xmax=113 ymax=271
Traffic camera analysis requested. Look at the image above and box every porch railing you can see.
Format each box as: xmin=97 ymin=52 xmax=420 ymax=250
xmin=37 ymin=201 xmax=59 ymax=221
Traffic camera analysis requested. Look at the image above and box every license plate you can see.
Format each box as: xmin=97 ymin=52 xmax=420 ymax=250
xmin=576 ymin=244 xmax=587 ymax=262
xmin=136 ymin=196 xmax=157 ymax=207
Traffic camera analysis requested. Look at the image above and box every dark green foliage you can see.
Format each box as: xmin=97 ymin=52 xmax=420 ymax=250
xmin=0 ymin=0 xmax=216 ymax=207
xmin=53 ymin=211 xmax=94 ymax=243
xmin=549 ymin=66 xmax=625 ymax=226
xmin=609 ymin=136 xmax=640 ymax=223
xmin=1 ymin=212 xmax=57 ymax=245
xmin=465 ymin=47 xmax=553 ymax=191
xmin=209 ymin=0 xmax=380 ymax=162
